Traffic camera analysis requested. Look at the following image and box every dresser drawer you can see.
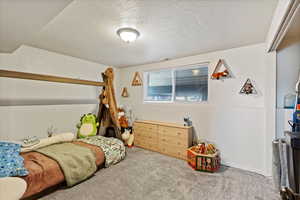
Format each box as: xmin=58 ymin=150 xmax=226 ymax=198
xmin=159 ymin=144 xmax=186 ymax=160
xmin=135 ymin=138 xmax=158 ymax=151
xmin=134 ymin=123 xmax=158 ymax=132
xmin=159 ymin=134 xmax=188 ymax=147
xmin=133 ymin=129 xmax=147 ymax=138
xmin=135 ymin=131 xmax=157 ymax=142
xmin=134 ymin=120 xmax=192 ymax=160
xmin=135 ymin=138 xmax=147 ymax=147
xmin=145 ymin=142 xmax=158 ymax=151
xmin=158 ymin=126 xmax=188 ymax=140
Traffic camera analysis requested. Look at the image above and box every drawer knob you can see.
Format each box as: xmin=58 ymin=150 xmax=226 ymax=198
xmin=177 ymin=132 xmax=181 ymax=135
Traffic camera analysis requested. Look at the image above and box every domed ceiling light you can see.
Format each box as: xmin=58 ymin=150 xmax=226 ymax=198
xmin=117 ymin=27 xmax=140 ymax=43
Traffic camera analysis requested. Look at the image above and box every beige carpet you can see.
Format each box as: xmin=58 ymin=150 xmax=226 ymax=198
xmin=41 ymin=147 xmax=280 ymax=200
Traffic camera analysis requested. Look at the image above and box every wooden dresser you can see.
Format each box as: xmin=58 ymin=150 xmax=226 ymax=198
xmin=133 ymin=120 xmax=193 ymax=160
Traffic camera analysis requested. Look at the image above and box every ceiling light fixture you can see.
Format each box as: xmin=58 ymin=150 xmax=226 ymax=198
xmin=117 ymin=27 xmax=140 ymax=43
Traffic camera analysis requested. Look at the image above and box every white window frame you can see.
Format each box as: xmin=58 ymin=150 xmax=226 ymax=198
xmin=143 ymin=63 xmax=209 ymax=104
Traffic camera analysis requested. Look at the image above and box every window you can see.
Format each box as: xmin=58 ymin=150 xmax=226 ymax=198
xmin=144 ymin=64 xmax=208 ymax=102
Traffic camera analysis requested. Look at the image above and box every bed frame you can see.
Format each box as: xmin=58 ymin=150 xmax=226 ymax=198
xmin=0 ymin=67 xmax=121 ymax=138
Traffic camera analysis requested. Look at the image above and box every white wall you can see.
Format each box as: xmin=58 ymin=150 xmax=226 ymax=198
xmin=276 ymin=42 xmax=300 ymax=138
xmin=0 ymin=45 xmax=116 ymax=140
xmin=118 ymin=43 xmax=276 ymax=176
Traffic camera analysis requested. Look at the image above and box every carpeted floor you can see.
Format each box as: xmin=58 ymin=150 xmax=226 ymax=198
xmin=41 ymin=147 xmax=280 ymax=200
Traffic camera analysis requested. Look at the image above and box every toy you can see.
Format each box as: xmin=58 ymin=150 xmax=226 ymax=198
xmin=77 ymin=114 xmax=99 ymax=138
xmin=211 ymin=59 xmax=232 ymax=80
xmin=118 ymin=107 xmax=129 ymax=128
xmin=121 ymin=129 xmax=134 ymax=147
xmin=194 ymin=142 xmax=217 ymax=155
xmin=184 ymin=117 xmax=192 ymax=126
xmin=239 ymin=78 xmax=257 ymax=95
xmin=211 ymin=69 xmax=229 ymax=80
xmin=291 ymin=76 xmax=300 ymax=132
xmin=187 ymin=142 xmax=220 ymax=172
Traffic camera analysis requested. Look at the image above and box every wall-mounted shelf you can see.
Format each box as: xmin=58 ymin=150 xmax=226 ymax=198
xmin=132 ymin=72 xmax=142 ymax=86
xmin=239 ymin=78 xmax=257 ymax=95
xmin=121 ymin=87 xmax=129 ymax=97
xmin=211 ymin=59 xmax=233 ymax=80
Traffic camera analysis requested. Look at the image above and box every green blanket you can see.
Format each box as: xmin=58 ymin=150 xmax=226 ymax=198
xmin=36 ymin=143 xmax=97 ymax=187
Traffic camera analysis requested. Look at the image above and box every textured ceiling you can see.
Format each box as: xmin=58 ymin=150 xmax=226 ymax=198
xmin=1 ymin=0 xmax=278 ymax=67
xmin=0 ymin=0 xmax=73 ymax=52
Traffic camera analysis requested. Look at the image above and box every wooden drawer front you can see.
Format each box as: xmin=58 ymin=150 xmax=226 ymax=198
xmin=134 ymin=138 xmax=147 ymax=147
xmin=135 ymin=138 xmax=158 ymax=151
xmin=159 ymin=134 xmax=188 ymax=147
xmin=158 ymin=126 xmax=188 ymax=140
xmin=145 ymin=142 xmax=158 ymax=151
xmin=134 ymin=123 xmax=157 ymax=132
xmin=159 ymin=144 xmax=186 ymax=159
xmin=134 ymin=131 xmax=158 ymax=143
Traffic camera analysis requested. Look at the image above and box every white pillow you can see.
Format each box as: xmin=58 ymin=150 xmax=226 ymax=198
xmin=0 ymin=177 xmax=27 ymax=200
xmin=21 ymin=132 xmax=75 ymax=152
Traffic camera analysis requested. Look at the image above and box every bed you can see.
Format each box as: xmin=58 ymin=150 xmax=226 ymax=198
xmin=20 ymin=141 xmax=105 ymax=199
xmin=0 ymin=68 xmax=124 ymax=199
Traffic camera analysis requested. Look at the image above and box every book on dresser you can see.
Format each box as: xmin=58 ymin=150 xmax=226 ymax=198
xmin=133 ymin=120 xmax=193 ymax=160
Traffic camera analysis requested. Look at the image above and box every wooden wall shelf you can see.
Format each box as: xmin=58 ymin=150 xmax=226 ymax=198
xmin=0 ymin=69 xmax=105 ymax=87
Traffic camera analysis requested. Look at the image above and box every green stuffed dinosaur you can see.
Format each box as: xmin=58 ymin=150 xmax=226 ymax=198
xmin=77 ymin=113 xmax=99 ymax=138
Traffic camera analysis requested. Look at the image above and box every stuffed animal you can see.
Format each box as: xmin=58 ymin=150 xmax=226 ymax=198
xmin=77 ymin=114 xmax=99 ymax=138
xmin=118 ymin=108 xmax=129 ymax=128
xmin=121 ymin=129 xmax=134 ymax=147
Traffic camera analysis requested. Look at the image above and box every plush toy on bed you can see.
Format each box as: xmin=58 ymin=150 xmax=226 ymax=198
xmin=77 ymin=114 xmax=99 ymax=138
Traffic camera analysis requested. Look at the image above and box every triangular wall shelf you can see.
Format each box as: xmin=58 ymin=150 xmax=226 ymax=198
xmin=121 ymin=87 xmax=129 ymax=97
xmin=211 ymin=59 xmax=233 ymax=80
xmin=239 ymin=78 xmax=257 ymax=95
xmin=132 ymin=72 xmax=142 ymax=86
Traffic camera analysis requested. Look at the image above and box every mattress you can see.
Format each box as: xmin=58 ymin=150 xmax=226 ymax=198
xmin=20 ymin=141 xmax=105 ymax=199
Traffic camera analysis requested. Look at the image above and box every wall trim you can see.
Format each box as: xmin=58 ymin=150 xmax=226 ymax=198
xmin=267 ymin=0 xmax=300 ymax=52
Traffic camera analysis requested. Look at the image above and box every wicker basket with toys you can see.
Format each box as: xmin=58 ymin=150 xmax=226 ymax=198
xmin=187 ymin=142 xmax=220 ymax=172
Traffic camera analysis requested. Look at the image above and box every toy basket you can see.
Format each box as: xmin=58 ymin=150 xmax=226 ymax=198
xmin=187 ymin=146 xmax=221 ymax=172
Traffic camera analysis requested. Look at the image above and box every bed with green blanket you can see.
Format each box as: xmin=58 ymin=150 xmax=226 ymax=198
xmin=35 ymin=136 xmax=126 ymax=186
xmin=21 ymin=136 xmax=126 ymax=198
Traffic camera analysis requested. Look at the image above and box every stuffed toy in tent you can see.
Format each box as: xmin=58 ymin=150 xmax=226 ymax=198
xmin=77 ymin=114 xmax=99 ymax=138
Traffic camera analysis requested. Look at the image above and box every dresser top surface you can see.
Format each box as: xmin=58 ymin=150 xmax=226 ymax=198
xmin=134 ymin=120 xmax=192 ymax=129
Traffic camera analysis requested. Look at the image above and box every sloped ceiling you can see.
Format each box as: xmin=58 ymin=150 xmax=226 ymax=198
xmin=1 ymin=0 xmax=278 ymax=67
xmin=0 ymin=0 xmax=73 ymax=52
xmin=279 ymin=4 xmax=300 ymax=49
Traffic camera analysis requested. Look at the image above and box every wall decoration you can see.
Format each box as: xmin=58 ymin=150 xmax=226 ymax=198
xmin=239 ymin=78 xmax=257 ymax=95
xmin=121 ymin=87 xmax=129 ymax=97
xmin=211 ymin=59 xmax=233 ymax=80
xmin=131 ymin=72 xmax=142 ymax=86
